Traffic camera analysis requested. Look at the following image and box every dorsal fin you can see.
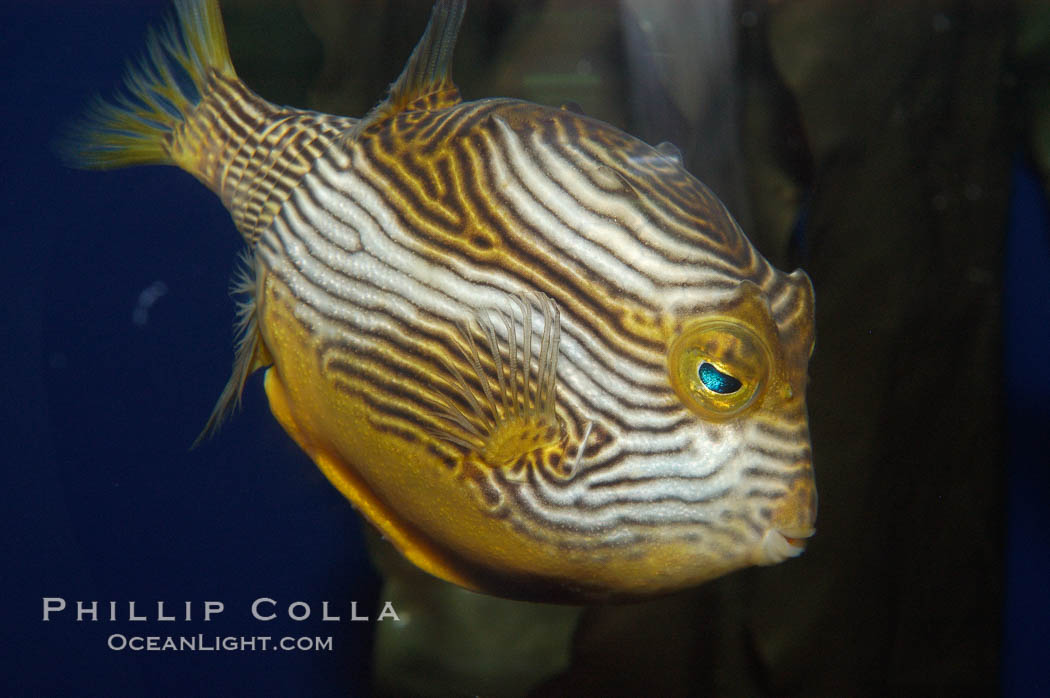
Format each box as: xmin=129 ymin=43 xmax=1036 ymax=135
xmin=345 ymin=0 xmax=466 ymax=141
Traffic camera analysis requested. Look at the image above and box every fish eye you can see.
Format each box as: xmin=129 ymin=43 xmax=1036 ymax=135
xmin=698 ymin=362 xmax=741 ymax=394
xmin=668 ymin=320 xmax=772 ymax=420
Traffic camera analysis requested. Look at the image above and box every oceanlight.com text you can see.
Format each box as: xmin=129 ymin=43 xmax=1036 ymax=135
xmin=107 ymin=634 xmax=333 ymax=652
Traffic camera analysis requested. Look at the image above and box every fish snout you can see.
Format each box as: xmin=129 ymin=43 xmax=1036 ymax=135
xmin=757 ymin=476 xmax=817 ymax=565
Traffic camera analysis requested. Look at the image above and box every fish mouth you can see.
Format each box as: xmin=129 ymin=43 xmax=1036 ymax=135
xmin=757 ymin=526 xmax=816 ymax=565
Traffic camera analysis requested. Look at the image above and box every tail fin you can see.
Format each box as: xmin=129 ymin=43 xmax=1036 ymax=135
xmin=61 ymin=0 xmax=235 ymax=170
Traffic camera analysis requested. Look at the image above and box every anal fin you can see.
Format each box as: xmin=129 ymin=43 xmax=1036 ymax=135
xmin=194 ymin=250 xmax=271 ymax=445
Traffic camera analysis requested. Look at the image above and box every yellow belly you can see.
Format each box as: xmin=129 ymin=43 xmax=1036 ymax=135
xmin=256 ymin=276 xmax=738 ymax=601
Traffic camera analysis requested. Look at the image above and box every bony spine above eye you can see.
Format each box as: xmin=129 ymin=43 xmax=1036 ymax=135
xmin=668 ymin=319 xmax=773 ymax=420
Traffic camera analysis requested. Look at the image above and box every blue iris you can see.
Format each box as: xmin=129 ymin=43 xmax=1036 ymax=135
xmin=698 ymin=362 xmax=742 ymax=394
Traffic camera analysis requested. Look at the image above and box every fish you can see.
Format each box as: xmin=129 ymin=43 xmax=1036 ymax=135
xmin=67 ymin=0 xmax=817 ymax=602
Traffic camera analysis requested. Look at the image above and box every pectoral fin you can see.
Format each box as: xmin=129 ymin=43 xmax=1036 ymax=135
xmin=426 ymin=293 xmax=575 ymax=481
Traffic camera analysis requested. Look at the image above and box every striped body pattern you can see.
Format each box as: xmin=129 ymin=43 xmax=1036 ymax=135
xmin=71 ymin=0 xmax=816 ymax=601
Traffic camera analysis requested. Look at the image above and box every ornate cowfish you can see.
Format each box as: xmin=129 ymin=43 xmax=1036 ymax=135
xmin=69 ymin=0 xmax=816 ymax=602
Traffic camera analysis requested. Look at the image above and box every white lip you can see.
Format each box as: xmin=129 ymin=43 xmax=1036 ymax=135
xmin=756 ymin=528 xmax=814 ymax=565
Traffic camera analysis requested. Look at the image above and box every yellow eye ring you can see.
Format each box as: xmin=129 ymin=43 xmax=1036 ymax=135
xmin=668 ymin=320 xmax=772 ymax=420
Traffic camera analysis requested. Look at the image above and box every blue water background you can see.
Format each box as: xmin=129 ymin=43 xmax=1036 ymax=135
xmin=2 ymin=3 xmax=378 ymax=695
